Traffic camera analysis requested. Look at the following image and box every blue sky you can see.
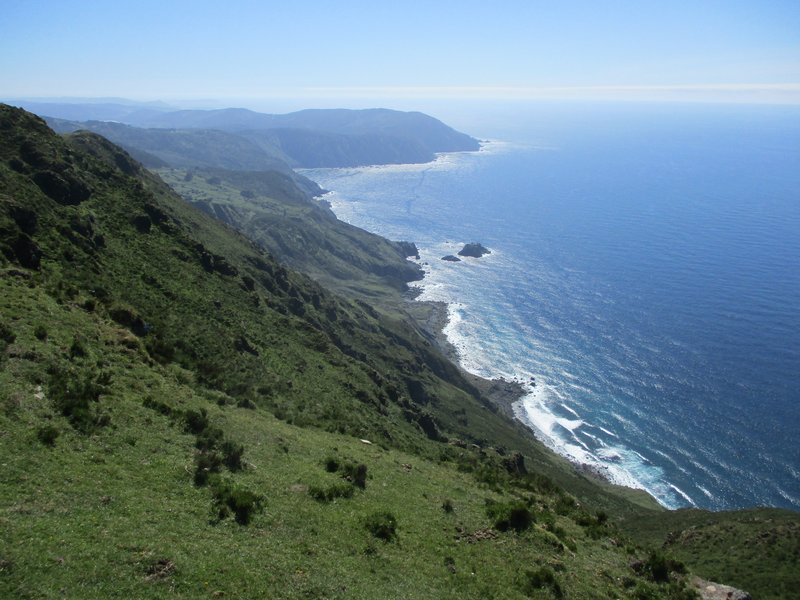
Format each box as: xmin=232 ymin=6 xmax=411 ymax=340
xmin=1 ymin=0 xmax=798 ymax=106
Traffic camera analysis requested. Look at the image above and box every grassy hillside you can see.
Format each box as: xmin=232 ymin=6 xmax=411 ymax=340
xmin=1 ymin=104 xmax=797 ymax=598
xmin=155 ymin=166 xmax=423 ymax=302
xmin=43 ymin=118 xmax=317 ymax=192
xmin=621 ymin=508 xmax=800 ymax=600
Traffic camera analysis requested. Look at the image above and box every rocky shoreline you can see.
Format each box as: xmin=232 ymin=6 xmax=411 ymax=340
xmin=412 ymin=296 xmax=628 ymax=489
xmin=412 ymin=298 xmax=527 ymax=420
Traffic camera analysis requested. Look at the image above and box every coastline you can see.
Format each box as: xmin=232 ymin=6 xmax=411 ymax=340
xmin=315 ymin=150 xmax=668 ymax=506
xmin=411 ymin=297 xmax=528 ymax=419
xmin=406 ymin=278 xmax=670 ymax=500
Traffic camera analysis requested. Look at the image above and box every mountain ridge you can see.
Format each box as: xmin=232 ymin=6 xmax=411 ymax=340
xmin=10 ymin=100 xmax=481 ymax=168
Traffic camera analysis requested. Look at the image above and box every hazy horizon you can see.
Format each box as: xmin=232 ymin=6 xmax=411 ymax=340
xmin=2 ymin=1 xmax=798 ymax=106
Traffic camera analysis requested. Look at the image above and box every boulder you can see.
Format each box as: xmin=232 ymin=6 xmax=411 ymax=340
xmin=458 ymin=242 xmax=490 ymax=258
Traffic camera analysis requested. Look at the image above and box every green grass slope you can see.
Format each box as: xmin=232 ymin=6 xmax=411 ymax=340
xmin=621 ymin=508 xmax=800 ymax=600
xmin=0 ymin=103 xmax=688 ymax=599
xmin=1 ymin=104 xmax=796 ymax=598
xmin=155 ymin=166 xmax=423 ymax=301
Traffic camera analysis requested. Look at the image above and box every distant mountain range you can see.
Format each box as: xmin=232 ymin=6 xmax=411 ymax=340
xmin=9 ymin=100 xmax=480 ymax=169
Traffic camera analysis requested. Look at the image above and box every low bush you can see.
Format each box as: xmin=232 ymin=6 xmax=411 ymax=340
xmin=341 ymin=462 xmax=368 ymax=489
xmin=69 ymin=335 xmax=88 ymax=358
xmin=486 ymin=499 xmax=535 ymax=533
xmin=142 ymin=397 xmax=172 ymax=416
xmin=194 ymin=452 xmax=223 ymax=486
xmin=0 ymin=321 xmax=15 ymax=345
xmin=520 ymin=566 xmax=563 ymax=598
xmin=221 ymin=440 xmax=245 ymax=471
xmin=36 ymin=424 xmax=59 ymax=446
xmin=47 ymin=364 xmax=110 ymax=433
xmin=309 ymin=483 xmax=354 ymax=503
xmin=195 ymin=426 xmax=224 ymax=451
xmin=322 ymin=456 xmax=367 ymax=488
xmin=210 ymin=477 xmax=263 ymax=525
xmin=183 ymin=408 xmax=210 ymax=435
xmin=554 ymin=494 xmax=578 ymax=516
xmin=324 ymin=455 xmax=340 ymax=473
xmin=365 ymin=511 xmax=397 ymax=542
xmin=643 ymin=550 xmax=686 ymax=584
xmin=574 ymin=510 xmax=611 ymax=539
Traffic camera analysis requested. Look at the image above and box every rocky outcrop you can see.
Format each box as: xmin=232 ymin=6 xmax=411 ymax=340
xmin=396 ymin=241 xmax=420 ymax=259
xmin=441 ymin=255 xmax=461 ymax=262
xmin=458 ymin=242 xmax=490 ymax=258
xmin=691 ymin=576 xmax=751 ymax=600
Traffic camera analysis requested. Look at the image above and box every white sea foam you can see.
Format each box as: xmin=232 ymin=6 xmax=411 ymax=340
xmin=509 ymin=385 xmax=687 ymax=507
xmin=597 ymin=426 xmax=619 ymax=438
xmin=561 ymin=403 xmax=581 ymax=418
xmin=697 ymin=485 xmax=715 ymax=500
xmin=776 ymin=487 xmax=800 ymax=506
xmin=669 ymin=484 xmax=695 ymax=506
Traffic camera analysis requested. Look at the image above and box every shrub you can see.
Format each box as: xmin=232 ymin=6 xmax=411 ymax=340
xmin=142 ymin=397 xmax=172 ymax=416
xmin=47 ymin=364 xmax=109 ymax=433
xmin=486 ymin=499 xmax=535 ymax=533
xmin=236 ymin=397 xmax=256 ymax=409
xmin=520 ymin=566 xmax=563 ymax=598
xmin=183 ymin=408 xmax=210 ymax=435
xmin=554 ymin=494 xmax=578 ymax=516
xmin=309 ymin=483 xmax=354 ymax=503
xmin=69 ymin=335 xmax=88 ymax=359
xmin=644 ymin=550 xmax=686 ymax=584
xmin=0 ymin=321 xmax=15 ymax=344
xmin=33 ymin=324 xmax=48 ymax=341
xmin=324 ymin=456 xmax=340 ymax=473
xmin=365 ymin=511 xmax=397 ymax=542
xmin=221 ymin=440 xmax=245 ymax=471
xmin=442 ymin=499 xmax=454 ymax=513
xmin=194 ymin=451 xmax=223 ymax=487
xmin=342 ymin=462 xmax=368 ymax=489
xmin=210 ymin=478 xmax=263 ymax=525
xmin=36 ymin=425 xmax=59 ymax=446
xmin=574 ymin=510 xmax=610 ymax=539
xmin=195 ymin=426 xmax=224 ymax=451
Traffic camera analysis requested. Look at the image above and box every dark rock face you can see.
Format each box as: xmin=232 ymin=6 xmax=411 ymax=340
xmin=441 ymin=255 xmax=461 ymax=262
xmin=458 ymin=242 xmax=491 ymax=258
xmin=32 ymin=169 xmax=91 ymax=205
xmin=396 ymin=241 xmax=420 ymax=259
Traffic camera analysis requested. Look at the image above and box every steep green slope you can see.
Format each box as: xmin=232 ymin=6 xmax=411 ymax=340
xmin=44 ymin=118 xmax=310 ymax=184
xmin=621 ymin=508 xmax=800 ymax=600
xmin=155 ymin=166 xmax=423 ymax=301
xmin=2 ymin=104 xmax=796 ymax=599
xmin=0 ymin=103 xmax=698 ymax=600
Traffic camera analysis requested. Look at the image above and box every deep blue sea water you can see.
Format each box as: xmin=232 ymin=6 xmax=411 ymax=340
xmin=303 ymin=103 xmax=800 ymax=510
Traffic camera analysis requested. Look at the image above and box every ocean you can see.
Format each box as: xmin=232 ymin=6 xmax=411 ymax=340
xmin=302 ymin=102 xmax=800 ymax=511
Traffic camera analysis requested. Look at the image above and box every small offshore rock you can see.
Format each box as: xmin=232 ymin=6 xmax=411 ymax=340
xmin=458 ymin=242 xmax=491 ymax=258
xmin=441 ymin=255 xmax=461 ymax=262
